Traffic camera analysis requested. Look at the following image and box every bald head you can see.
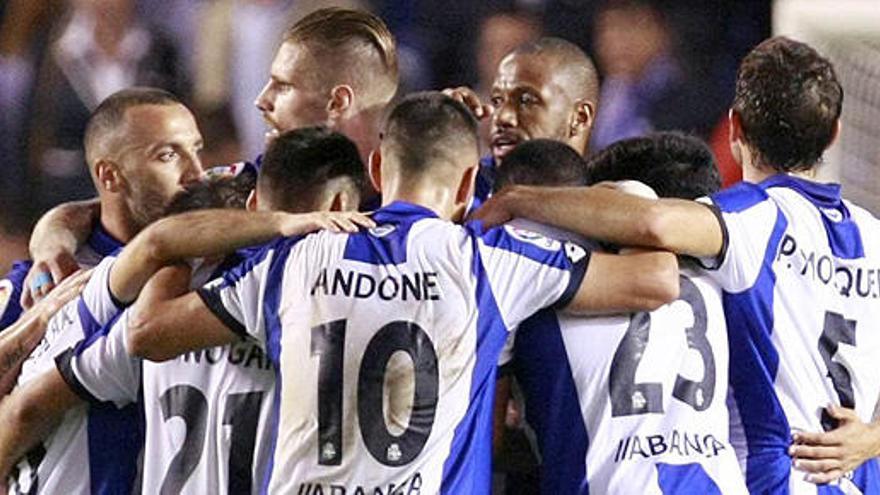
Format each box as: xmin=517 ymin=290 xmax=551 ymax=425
xmin=490 ymin=37 xmax=599 ymax=160
xmin=508 ymin=37 xmax=599 ymax=104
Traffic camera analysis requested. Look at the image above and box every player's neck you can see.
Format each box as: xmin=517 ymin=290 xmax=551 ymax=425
xmin=99 ymin=199 xmax=141 ymax=243
xmin=381 ymin=184 xmax=460 ymax=221
xmin=744 ymin=161 xmax=819 ymax=184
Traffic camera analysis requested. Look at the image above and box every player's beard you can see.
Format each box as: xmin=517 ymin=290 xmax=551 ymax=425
xmin=126 ymin=182 xmax=171 ymax=232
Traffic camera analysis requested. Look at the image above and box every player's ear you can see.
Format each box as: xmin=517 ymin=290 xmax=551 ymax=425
xmin=246 ymin=189 xmax=258 ymax=212
xmin=368 ymin=149 xmax=382 ymax=194
xmin=95 ymin=159 xmax=123 ymax=192
xmin=829 ymin=119 xmax=842 ymax=148
xmin=728 ymin=109 xmax=745 ymax=166
xmin=327 ymin=85 xmax=354 ymax=121
xmin=455 ymin=163 xmax=479 ymax=207
xmin=569 ymin=99 xmax=595 ymax=138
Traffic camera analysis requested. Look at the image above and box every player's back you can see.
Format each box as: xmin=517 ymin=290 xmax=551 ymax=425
xmin=138 ymin=337 xmax=276 ymax=494
xmin=59 ymin=254 xmax=278 ymax=495
xmin=513 ymin=268 xmax=746 ymax=494
xmin=202 ymin=201 xmax=586 ymax=494
xmin=710 ymin=175 xmax=880 ymax=493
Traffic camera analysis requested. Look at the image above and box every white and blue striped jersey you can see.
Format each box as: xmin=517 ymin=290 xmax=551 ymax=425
xmin=707 ymin=175 xmax=880 ymax=494
xmin=57 ymin=254 xmax=277 ymax=495
xmin=197 ymin=201 xmax=589 ymax=494
xmin=10 ymin=255 xmax=140 ymax=495
xmin=507 ymin=266 xmax=746 ymax=494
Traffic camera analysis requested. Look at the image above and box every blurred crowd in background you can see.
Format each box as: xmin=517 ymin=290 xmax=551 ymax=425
xmin=0 ymin=0 xmax=771 ymax=271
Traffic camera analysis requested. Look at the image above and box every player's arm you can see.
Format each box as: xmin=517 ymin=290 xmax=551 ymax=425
xmin=473 ymin=185 xmax=725 ymax=259
xmin=0 ymin=368 xmax=83 ymax=482
xmin=22 ymin=199 xmax=99 ymax=307
xmin=788 ymin=405 xmax=880 ymax=484
xmin=0 ymin=270 xmax=91 ymax=395
xmin=125 ymin=264 xmax=242 ymax=362
xmin=109 ymin=209 xmax=375 ymax=304
xmin=565 ymin=247 xmax=679 ymax=314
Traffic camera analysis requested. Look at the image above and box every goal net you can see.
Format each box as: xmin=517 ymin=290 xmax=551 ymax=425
xmin=774 ymin=0 xmax=880 ymax=215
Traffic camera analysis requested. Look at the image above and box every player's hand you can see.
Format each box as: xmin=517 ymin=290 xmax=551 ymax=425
xmin=442 ymin=86 xmax=492 ymax=120
xmin=278 ymin=211 xmax=376 ymax=237
xmin=469 ymin=187 xmax=518 ymax=228
xmin=31 ymin=268 xmax=92 ymax=326
xmin=20 ymin=250 xmax=80 ymax=309
xmin=789 ymin=405 xmax=880 ymax=484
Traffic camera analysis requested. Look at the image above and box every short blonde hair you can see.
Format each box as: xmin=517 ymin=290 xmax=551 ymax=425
xmin=284 ymin=8 xmax=398 ymax=105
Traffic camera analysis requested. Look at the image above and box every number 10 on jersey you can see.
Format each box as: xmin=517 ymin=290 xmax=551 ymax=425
xmin=311 ymin=319 xmax=440 ymax=467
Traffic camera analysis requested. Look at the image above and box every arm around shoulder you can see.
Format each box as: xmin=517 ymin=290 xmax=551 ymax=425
xmin=565 ymin=248 xmax=680 ymax=315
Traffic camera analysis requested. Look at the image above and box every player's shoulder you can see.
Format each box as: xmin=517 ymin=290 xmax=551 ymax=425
xmin=844 ymin=198 xmax=880 ymax=228
xmin=467 ymin=219 xmax=588 ymax=266
xmin=215 ymin=236 xmax=301 ymax=285
xmin=710 ymin=180 xmax=772 ymax=214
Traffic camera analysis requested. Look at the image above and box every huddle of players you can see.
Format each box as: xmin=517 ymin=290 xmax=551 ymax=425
xmin=0 ymin=7 xmax=879 ymax=495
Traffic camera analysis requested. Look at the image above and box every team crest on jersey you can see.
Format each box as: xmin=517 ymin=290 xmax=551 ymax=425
xmin=369 ymin=224 xmax=397 ymax=238
xmin=822 ymin=208 xmax=844 ymax=222
xmin=504 ymin=225 xmax=561 ymax=251
xmin=564 ymin=242 xmax=588 ymax=264
xmin=204 ymin=162 xmax=243 ymax=179
xmin=0 ymin=279 xmax=12 ymax=317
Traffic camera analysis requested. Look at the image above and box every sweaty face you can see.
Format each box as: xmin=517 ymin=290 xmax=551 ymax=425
xmin=114 ymin=104 xmax=204 ymax=229
xmin=489 ymin=54 xmax=574 ymax=163
xmin=255 ymin=42 xmax=330 ymax=143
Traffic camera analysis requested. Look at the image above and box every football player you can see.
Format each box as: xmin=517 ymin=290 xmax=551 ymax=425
xmin=0 ymin=87 xmax=204 ymax=494
xmin=444 ymin=37 xmax=599 ymax=210
xmin=496 ymin=135 xmax=748 ymax=493
xmin=0 ymin=127 xmax=371 ymax=495
xmin=475 ymin=37 xmax=880 ymax=494
xmin=81 ymin=92 xmax=679 ymax=494
xmin=14 ymin=7 xmax=400 ymax=309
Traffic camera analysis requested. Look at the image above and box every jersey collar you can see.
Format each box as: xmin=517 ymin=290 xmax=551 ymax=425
xmin=760 ymin=174 xmax=843 ymax=209
xmin=372 ymin=201 xmax=440 ymax=224
xmin=87 ymin=223 xmax=126 ymax=257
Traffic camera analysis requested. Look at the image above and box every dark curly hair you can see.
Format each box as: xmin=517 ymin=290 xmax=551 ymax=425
xmin=732 ymin=37 xmax=843 ymax=172
xmin=585 ymin=132 xmax=720 ymax=199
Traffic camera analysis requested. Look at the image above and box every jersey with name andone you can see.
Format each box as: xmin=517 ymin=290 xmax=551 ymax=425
xmin=706 ymin=174 xmax=880 ymax=494
xmin=508 ymin=267 xmax=747 ymax=495
xmin=9 ymin=253 xmax=140 ymax=495
xmin=57 ymin=254 xmax=277 ymax=495
xmin=197 ymin=201 xmax=589 ymax=495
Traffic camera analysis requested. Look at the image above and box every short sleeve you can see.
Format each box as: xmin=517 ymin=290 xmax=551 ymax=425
xmin=196 ymin=241 xmax=282 ymax=347
xmin=55 ymin=313 xmax=140 ymax=407
xmin=81 ymin=256 xmax=129 ymax=329
xmin=472 ymin=222 xmax=590 ymax=330
xmin=700 ymin=184 xmax=782 ymax=293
